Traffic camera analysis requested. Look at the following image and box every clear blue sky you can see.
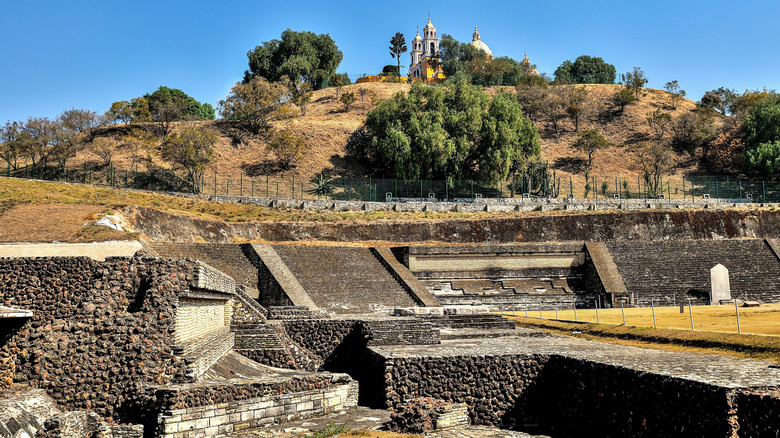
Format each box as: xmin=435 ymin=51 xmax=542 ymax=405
xmin=2 ymin=0 xmax=779 ymax=123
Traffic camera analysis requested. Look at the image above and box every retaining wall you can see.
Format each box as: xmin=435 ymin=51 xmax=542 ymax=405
xmin=154 ymin=375 xmax=357 ymax=438
xmin=127 ymin=206 xmax=780 ymax=244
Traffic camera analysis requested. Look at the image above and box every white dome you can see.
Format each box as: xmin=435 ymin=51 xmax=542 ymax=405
xmin=470 ymin=40 xmax=492 ymax=57
xmin=470 ymin=27 xmax=492 ymax=56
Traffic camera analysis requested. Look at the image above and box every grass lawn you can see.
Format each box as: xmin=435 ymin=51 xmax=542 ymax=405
xmin=504 ymin=302 xmax=780 ymax=335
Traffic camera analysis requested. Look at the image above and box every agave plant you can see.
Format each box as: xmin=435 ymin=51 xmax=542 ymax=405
xmin=308 ymin=173 xmax=334 ymax=199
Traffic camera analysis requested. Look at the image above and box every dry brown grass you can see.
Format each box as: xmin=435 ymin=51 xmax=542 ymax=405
xmin=503 ymin=304 xmax=780 ymax=362
xmin=64 ymin=82 xmax=716 ymax=198
xmin=0 ymin=177 xmax=654 ymax=243
xmin=517 ymin=302 xmax=780 ymax=336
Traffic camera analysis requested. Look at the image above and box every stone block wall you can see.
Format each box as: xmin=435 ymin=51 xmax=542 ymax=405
xmin=735 ymin=388 xmax=780 ymax=438
xmin=381 ymin=354 xmax=549 ymax=425
xmin=154 ymin=374 xmax=357 ymax=438
xmin=0 ymin=256 xmax=242 ymax=427
xmin=175 ymin=297 xmax=229 ymax=345
xmin=191 ymin=262 xmax=236 ymax=295
xmin=374 ymin=351 xmax=780 ymax=437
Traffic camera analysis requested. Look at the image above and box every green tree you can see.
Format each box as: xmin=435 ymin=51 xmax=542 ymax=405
xmin=624 ymin=67 xmax=648 ymax=100
xmin=742 ymin=95 xmax=780 ymax=147
xmin=389 ymin=32 xmax=408 ymax=79
xmin=363 ymin=80 xmax=539 ymax=182
xmin=105 ymin=98 xmax=152 ymax=126
xmin=160 ymin=125 xmax=218 ymax=190
xmin=266 ymin=128 xmax=308 ymax=170
xmin=340 ymin=91 xmax=356 ymax=112
xmin=144 ymin=86 xmax=214 ymax=139
xmin=664 ymin=80 xmax=687 ymax=110
xmin=554 ymin=56 xmax=616 ymax=84
xmin=553 ymin=60 xmax=574 ymax=84
xmin=218 ymin=77 xmax=298 ymax=133
xmin=571 ymin=129 xmax=612 ymax=167
xmin=245 ymin=29 xmax=343 ymax=90
xmin=700 ymin=87 xmax=736 ymax=115
xmin=745 ymin=140 xmax=780 ymax=178
xmin=612 ymin=87 xmax=637 ymax=113
xmin=731 ymin=89 xmax=778 ymax=121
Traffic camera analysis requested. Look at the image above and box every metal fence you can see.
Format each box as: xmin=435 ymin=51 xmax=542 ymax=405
xmin=5 ymin=162 xmax=780 ymax=203
xmin=498 ymin=300 xmax=765 ymax=335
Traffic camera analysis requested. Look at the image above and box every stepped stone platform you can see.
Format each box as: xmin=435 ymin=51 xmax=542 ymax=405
xmin=272 ymin=245 xmax=421 ymax=314
xmin=150 ymin=243 xmax=260 ymax=296
xmin=607 ymin=238 xmax=780 ymax=305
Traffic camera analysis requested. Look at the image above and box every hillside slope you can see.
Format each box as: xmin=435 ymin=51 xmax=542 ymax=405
xmin=71 ymin=82 xmax=717 ymax=189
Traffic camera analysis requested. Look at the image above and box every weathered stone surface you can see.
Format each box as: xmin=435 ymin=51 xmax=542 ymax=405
xmin=371 ymin=332 xmax=780 ymax=437
xmin=711 ymin=263 xmax=731 ymax=303
xmin=126 ymin=206 xmax=780 ymax=244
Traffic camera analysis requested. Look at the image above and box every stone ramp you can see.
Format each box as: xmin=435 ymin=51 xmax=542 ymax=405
xmin=149 ymin=243 xmax=259 ymax=292
xmin=607 ymin=238 xmax=780 ymax=305
xmin=272 ymin=245 xmax=419 ymax=314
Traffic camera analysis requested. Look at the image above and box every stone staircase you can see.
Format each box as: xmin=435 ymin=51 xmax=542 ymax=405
xmin=272 ymin=245 xmax=419 ymax=314
xmin=606 ymin=239 xmax=780 ymax=305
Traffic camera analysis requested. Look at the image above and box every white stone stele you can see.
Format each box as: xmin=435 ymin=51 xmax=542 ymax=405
xmin=710 ymin=263 xmax=731 ymax=304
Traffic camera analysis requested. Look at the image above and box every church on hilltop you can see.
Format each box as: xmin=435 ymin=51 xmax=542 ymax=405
xmin=358 ymin=17 xmax=536 ymax=84
xmin=408 ymin=18 xmax=497 ymax=82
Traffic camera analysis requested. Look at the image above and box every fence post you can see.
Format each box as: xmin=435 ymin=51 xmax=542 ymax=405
xmin=573 ymin=303 xmax=577 ymax=321
xmin=251 ymin=180 xmax=254 ymax=197
xmin=539 ymin=301 xmax=543 ymax=318
xmin=763 ymin=181 xmax=766 ymax=203
xmin=471 ymin=180 xmax=474 ymax=199
xmin=570 ymin=176 xmax=573 ymax=198
xmin=595 ymin=298 xmax=600 ymax=323
xmin=214 ymin=171 xmax=217 ymax=197
xmin=735 ymin=299 xmax=742 ymax=334
xmin=688 ymin=299 xmax=694 ymax=330
xmin=292 ymin=174 xmax=295 ymax=199
xmin=621 ymin=300 xmax=626 ymax=325
xmin=240 ymin=174 xmax=243 ymax=197
xmin=343 ymin=175 xmax=346 ymax=201
xmin=266 ymin=176 xmax=269 ymax=197
xmin=420 ymin=179 xmax=423 ymax=202
xmin=651 ymin=300 xmax=657 ymax=328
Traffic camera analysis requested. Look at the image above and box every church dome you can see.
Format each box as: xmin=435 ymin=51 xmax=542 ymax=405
xmin=469 ymin=27 xmax=492 ymax=57
xmin=425 ymin=17 xmax=435 ymax=29
xmin=414 ymin=30 xmax=422 ymax=40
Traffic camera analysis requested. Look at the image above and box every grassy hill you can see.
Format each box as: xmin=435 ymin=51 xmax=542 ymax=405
xmin=58 ymin=82 xmax=719 ymax=197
